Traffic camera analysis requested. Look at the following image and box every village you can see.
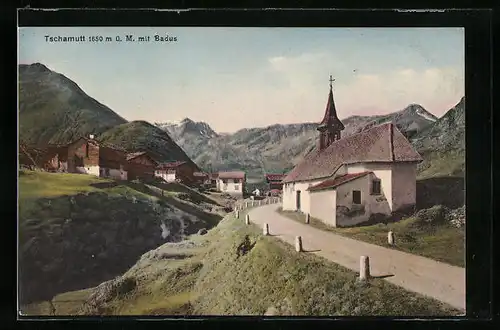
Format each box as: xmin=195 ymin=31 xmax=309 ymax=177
xmin=19 ymin=75 xmax=425 ymax=230
xmin=17 ymin=75 xmax=466 ymax=316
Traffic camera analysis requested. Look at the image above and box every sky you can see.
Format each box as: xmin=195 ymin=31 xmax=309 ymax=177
xmin=18 ymin=27 xmax=464 ymax=133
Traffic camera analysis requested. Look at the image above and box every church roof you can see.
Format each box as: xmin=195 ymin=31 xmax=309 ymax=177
xmin=307 ymin=172 xmax=372 ymax=192
xmin=282 ymin=123 xmax=423 ymax=183
xmin=318 ymin=87 xmax=345 ymax=130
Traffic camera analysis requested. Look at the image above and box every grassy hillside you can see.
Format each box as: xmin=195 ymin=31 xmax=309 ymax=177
xmin=19 ymin=63 xmax=127 ymax=145
xmin=98 ymin=121 xmax=196 ymax=164
xmin=18 ymin=170 xmax=223 ymax=305
xmin=22 ymin=210 xmax=460 ymax=316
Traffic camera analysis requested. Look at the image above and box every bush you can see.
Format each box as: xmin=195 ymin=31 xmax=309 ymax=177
xmin=414 ymin=205 xmax=449 ymax=225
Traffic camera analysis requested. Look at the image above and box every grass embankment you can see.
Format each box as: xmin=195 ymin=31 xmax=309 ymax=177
xmin=25 ymin=208 xmax=460 ymax=316
xmin=18 ymin=170 xmax=222 ymax=224
xmin=277 ymin=208 xmax=465 ymax=268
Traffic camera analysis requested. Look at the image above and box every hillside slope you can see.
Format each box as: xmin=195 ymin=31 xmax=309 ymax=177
xmin=18 ymin=63 xmax=127 ymax=145
xmin=413 ymin=97 xmax=465 ymax=178
xmin=22 ymin=211 xmax=460 ymax=316
xmin=98 ymin=120 xmax=197 ymax=164
xmin=18 ymin=170 xmax=222 ymax=305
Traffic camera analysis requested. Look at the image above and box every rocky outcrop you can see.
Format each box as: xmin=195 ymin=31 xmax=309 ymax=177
xmin=19 ymin=191 xmax=206 ymax=305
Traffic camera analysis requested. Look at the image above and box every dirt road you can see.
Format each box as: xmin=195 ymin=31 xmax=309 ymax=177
xmin=248 ymin=204 xmax=466 ymax=311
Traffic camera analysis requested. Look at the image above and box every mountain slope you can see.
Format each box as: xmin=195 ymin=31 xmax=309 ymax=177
xmin=413 ymin=97 xmax=465 ymax=178
xmin=19 ymin=63 xmax=195 ymax=166
xmin=19 ymin=63 xmax=127 ymax=145
xmin=159 ymin=104 xmax=440 ymax=178
xmin=98 ymin=121 xmax=197 ymax=165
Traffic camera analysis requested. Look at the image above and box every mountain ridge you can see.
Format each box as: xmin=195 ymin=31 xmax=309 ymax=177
xmin=158 ymin=101 xmax=457 ymax=178
xmin=19 ymin=63 xmax=195 ymax=165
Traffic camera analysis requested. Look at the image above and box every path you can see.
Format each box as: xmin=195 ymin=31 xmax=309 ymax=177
xmin=247 ymin=204 xmax=466 ymax=311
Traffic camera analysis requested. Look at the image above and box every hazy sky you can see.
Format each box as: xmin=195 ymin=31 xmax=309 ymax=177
xmin=19 ymin=27 xmax=464 ymax=133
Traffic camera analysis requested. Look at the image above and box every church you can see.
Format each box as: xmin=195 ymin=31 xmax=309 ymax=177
xmin=282 ymin=77 xmax=423 ymax=227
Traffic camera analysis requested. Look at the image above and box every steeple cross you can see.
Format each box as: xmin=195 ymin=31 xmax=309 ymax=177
xmin=329 ymin=75 xmax=335 ymax=88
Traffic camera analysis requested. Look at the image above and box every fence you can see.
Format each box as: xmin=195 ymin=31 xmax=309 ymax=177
xmin=233 ymin=196 xmax=282 ymax=211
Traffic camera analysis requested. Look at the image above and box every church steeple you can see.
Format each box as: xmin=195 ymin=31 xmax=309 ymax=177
xmin=317 ymin=75 xmax=345 ymax=151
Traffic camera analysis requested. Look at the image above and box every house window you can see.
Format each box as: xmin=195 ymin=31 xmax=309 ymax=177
xmin=352 ymin=190 xmax=361 ymax=204
xmin=371 ymin=179 xmax=381 ymax=195
xmin=234 ymin=184 xmax=239 ymax=191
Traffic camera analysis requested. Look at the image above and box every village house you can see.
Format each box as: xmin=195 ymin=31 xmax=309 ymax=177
xmin=154 ymin=160 xmax=199 ymax=184
xmin=126 ymin=151 xmax=158 ymax=181
xmin=217 ymin=171 xmax=246 ymax=198
xmin=99 ymin=146 xmax=128 ymax=180
xmin=265 ymin=173 xmax=285 ymax=191
xmin=19 ymin=135 xmax=131 ymax=180
xmin=282 ymin=77 xmax=423 ymax=227
xmin=193 ymin=171 xmax=210 ymax=186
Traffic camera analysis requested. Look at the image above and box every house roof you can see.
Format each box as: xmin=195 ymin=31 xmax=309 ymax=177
xmin=283 ymin=123 xmax=423 ymax=183
xmin=218 ymin=171 xmax=246 ymax=179
xmin=307 ymin=172 xmax=372 ymax=192
xmin=157 ymin=161 xmax=187 ymax=169
xmin=100 ymin=146 xmax=127 ymax=169
xmin=193 ymin=171 xmax=208 ymax=177
xmin=126 ymin=151 xmax=147 ymax=161
xmin=265 ymin=174 xmax=286 ymax=182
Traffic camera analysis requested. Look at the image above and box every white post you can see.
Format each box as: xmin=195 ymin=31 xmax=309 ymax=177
xmin=245 ymin=214 xmax=250 ymax=225
xmin=359 ymin=256 xmax=370 ymax=280
xmin=263 ymin=223 xmax=269 ymax=236
xmin=295 ymin=236 xmax=303 ymax=252
xmin=388 ymin=231 xmax=394 ymax=245
xmin=245 ymin=202 xmax=248 ymax=208
xmin=305 ymin=213 xmax=310 ymax=224
xmin=235 ymin=210 xmax=239 ymax=219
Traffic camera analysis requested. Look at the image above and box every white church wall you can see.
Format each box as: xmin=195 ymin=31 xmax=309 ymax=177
xmin=333 ymin=173 xmax=391 ymax=227
xmin=391 ymin=162 xmax=418 ymax=212
xmin=310 ymin=189 xmax=337 ymax=227
xmin=346 ymin=163 xmax=393 ymax=210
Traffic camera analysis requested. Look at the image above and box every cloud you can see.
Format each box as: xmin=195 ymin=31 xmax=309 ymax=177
xmin=336 ymin=66 xmax=464 ymax=117
xmin=265 ymin=52 xmax=463 ymax=119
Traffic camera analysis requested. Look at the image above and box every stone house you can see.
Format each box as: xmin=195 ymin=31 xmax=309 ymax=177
xmin=217 ymin=171 xmax=246 ymax=198
xmin=282 ymin=79 xmax=423 ymax=227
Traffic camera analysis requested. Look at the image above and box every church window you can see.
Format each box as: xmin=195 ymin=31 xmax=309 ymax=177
xmin=371 ymin=179 xmax=381 ymax=195
xmin=352 ymin=190 xmax=361 ymax=204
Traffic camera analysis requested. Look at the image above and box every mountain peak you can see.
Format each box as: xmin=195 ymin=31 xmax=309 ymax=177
xmin=401 ymin=103 xmax=438 ymax=122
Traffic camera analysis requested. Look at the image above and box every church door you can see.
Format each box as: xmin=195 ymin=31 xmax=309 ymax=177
xmin=296 ymin=190 xmax=301 ymax=211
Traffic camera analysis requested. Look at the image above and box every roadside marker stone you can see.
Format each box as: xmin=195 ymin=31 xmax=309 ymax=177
xmin=245 ymin=214 xmax=250 ymax=225
xmin=305 ymin=213 xmax=310 ymax=224
xmin=295 ymin=236 xmax=303 ymax=252
xmin=263 ymin=223 xmax=269 ymax=236
xmin=388 ymin=231 xmax=395 ymax=245
xmin=359 ymin=256 xmax=370 ymax=280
